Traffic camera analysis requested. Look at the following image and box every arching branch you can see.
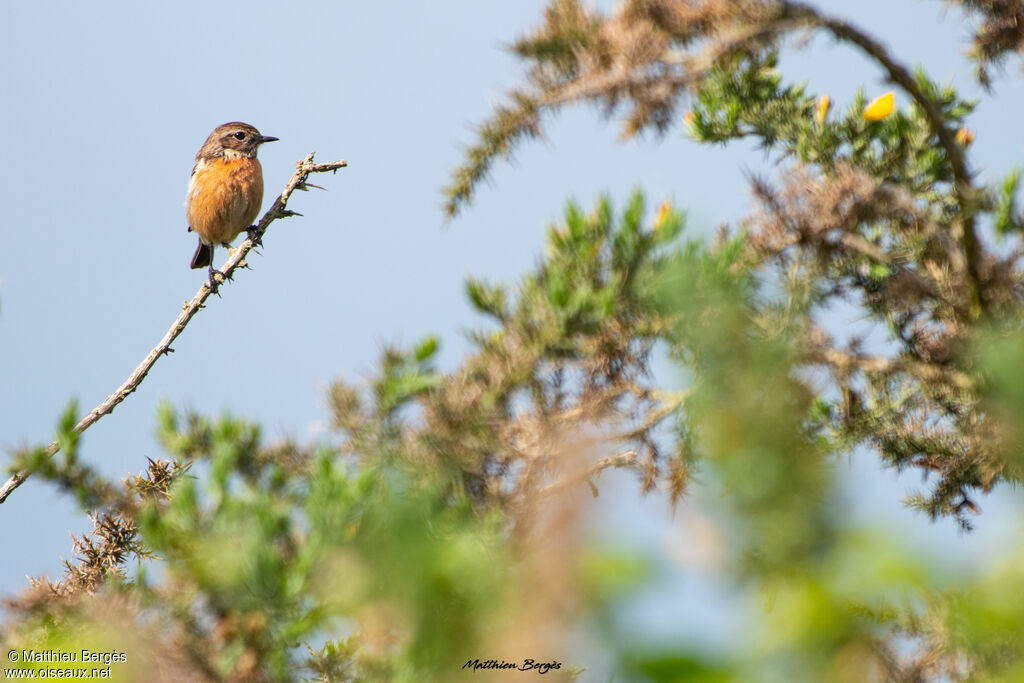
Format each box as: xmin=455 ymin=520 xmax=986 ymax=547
xmin=0 ymin=153 xmax=348 ymax=505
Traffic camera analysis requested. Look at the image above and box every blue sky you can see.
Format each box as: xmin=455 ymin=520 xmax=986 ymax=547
xmin=2 ymin=0 xmax=1023 ymax=664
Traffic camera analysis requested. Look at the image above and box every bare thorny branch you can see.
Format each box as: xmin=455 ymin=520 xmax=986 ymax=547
xmin=0 ymin=153 xmax=347 ymax=506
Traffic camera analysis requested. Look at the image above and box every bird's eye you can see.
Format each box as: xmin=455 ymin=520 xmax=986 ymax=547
xmin=233 ymin=131 xmax=246 ymax=140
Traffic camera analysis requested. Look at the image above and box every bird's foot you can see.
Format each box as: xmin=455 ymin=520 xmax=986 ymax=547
xmin=206 ymin=267 xmax=224 ymax=297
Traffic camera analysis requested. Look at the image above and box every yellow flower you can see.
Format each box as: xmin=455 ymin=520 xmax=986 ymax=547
xmin=863 ymin=91 xmax=895 ymax=121
xmin=955 ymin=127 xmax=976 ymax=146
xmin=655 ymin=201 xmax=673 ymax=231
xmin=815 ymin=94 xmax=830 ymax=127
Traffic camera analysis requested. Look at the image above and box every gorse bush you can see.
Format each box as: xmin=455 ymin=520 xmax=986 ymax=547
xmin=7 ymin=1 xmax=1024 ymax=681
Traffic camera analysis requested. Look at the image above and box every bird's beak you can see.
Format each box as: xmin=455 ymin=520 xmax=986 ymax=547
xmin=258 ymin=135 xmax=279 ymax=144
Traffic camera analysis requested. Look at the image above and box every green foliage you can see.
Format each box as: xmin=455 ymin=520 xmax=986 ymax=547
xmin=688 ymin=52 xmax=976 ymax=199
xmin=374 ymin=338 xmax=441 ymax=418
xmin=438 ymin=1 xmax=1024 ymax=678
xmin=6 ymin=193 xmax=693 ymax=681
xmin=10 ymin=2 xmax=1024 ymax=681
xmin=620 ymin=652 xmax=733 ymax=683
xmin=531 ymin=192 xmax=681 ymax=341
xmin=144 ymin=425 xmax=513 ymax=679
xmin=659 ymin=237 xmax=834 ymax=573
xmin=995 ymin=168 xmax=1023 ymax=237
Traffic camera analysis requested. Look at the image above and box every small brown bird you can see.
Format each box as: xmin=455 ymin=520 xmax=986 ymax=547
xmin=186 ymin=122 xmax=278 ymax=288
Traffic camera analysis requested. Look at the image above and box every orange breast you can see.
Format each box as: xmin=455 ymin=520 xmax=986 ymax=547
xmin=187 ymin=157 xmax=264 ymax=245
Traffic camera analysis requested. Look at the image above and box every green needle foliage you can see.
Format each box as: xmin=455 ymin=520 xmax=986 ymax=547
xmin=3 ymin=196 xmax=691 ymax=681
xmin=8 ymin=2 xmax=1024 ymax=681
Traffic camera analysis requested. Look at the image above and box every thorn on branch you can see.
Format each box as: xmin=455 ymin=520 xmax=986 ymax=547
xmin=246 ymin=225 xmax=264 ymax=249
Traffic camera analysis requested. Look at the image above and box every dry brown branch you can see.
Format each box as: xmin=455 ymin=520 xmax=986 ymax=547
xmin=815 ymin=348 xmax=974 ymax=391
xmin=748 ymin=163 xmax=970 ymax=318
xmin=0 ymin=153 xmax=347 ymax=506
xmin=541 ymin=17 xmax=806 ymax=110
xmin=538 ymin=449 xmax=641 ymax=498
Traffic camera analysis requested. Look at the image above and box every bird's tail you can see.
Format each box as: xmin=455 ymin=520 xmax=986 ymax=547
xmin=191 ymin=240 xmax=212 ymax=269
